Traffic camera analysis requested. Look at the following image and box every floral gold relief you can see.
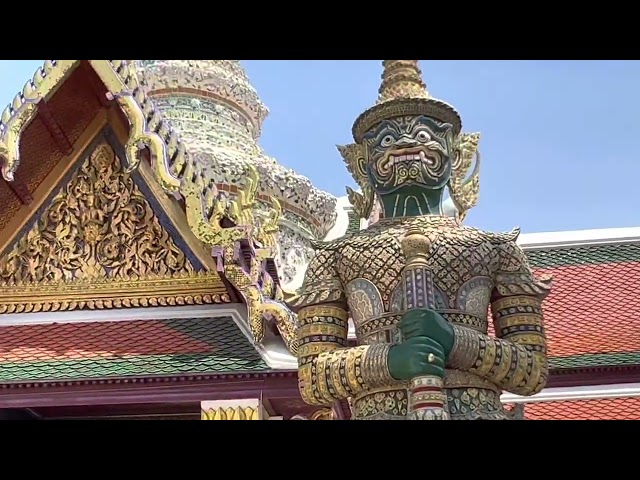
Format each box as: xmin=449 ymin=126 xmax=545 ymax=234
xmin=0 ymin=140 xmax=229 ymax=313
xmin=0 ymin=142 xmax=193 ymax=282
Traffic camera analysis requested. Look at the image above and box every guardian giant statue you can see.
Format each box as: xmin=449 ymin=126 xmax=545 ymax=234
xmin=290 ymin=60 xmax=552 ymax=420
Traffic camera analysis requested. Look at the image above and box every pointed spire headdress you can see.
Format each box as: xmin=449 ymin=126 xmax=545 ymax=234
xmin=352 ymin=60 xmax=462 ymax=142
xmin=341 ymin=61 xmax=481 ymax=221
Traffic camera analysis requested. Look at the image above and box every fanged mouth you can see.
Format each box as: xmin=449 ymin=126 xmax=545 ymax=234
xmin=387 ymin=149 xmax=435 ymax=167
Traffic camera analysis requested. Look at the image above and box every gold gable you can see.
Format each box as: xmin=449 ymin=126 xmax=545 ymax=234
xmin=0 ymin=140 xmax=230 ymax=313
xmin=1 ymin=141 xmax=193 ymax=282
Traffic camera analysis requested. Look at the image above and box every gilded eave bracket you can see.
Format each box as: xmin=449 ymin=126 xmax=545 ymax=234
xmin=89 ymin=60 xmax=181 ymax=194
xmin=0 ymin=60 xmax=79 ymax=181
xmin=183 ymin=161 xmax=298 ymax=354
xmin=0 ymin=60 xmax=183 ymax=197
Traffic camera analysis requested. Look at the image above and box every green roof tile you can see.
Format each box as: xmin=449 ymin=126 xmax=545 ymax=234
xmin=551 ymin=351 xmax=640 ymax=369
xmin=526 ymin=243 xmax=640 ymax=269
xmin=0 ymin=316 xmax=269 ymax=383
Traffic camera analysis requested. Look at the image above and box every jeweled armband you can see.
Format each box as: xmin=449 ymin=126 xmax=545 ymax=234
xmin=448 ymin=325 xmax=481 ymax=370
xmin=361 ymin=343 xmax=395 ymax=388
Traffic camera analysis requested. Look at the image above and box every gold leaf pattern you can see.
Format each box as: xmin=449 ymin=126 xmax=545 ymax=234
xmin=0 ymin=141 xmax=194 ymax=284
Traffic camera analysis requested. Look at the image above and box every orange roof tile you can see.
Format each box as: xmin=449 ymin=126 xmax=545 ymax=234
xmin=487 ymin=250 xmax=640 ymax=368
xmin=523 ymin=397 xmax=640 ymax=420
xmin=0 ymin=317 xmax=268 ymax=382
xmin=538 ymin=261 xmax=640 ymax=360
xmin=0 ymin=320 xmax=212 ymax=362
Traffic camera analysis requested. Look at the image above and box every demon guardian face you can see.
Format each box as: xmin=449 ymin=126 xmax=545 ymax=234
xmin=361 ymin=115 xmax=455 ymax=196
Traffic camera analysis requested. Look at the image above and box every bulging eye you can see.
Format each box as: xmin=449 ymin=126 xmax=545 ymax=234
xmin=416 ymin=131 xmax=430 ymax=142
xmin=381 ymin=135 xmax=394 ymax=147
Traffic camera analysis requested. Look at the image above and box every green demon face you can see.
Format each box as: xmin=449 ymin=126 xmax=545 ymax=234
xmin=362 ymin=115 xmax=455 ymax=196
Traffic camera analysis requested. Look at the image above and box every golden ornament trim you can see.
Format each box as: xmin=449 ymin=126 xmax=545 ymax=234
xmin=308 ymin=408 xmax=337 ymax=420
xmin=181 ymin=158 xmax=295 ymax=352
xmin=336 ymin=143 xmax=376 ymax=220
xmin=90 ymin=60 xmax=181 ymax=193
xmin=450 ymin=132 xmax=481 ymax=221
xmin=201 ymin=406 xmax=262 ymax=420
xmin=290 ymin=408 xmax=338 ymax=420
xmin=219 ymin=242 xmax=299 ymax=355
xmin=0 ymin=61 xmax=185 ymax=195
xmin=182 ymin=160 xmax=282 ymax=249
xmin=0 ymin=271 xmax=230 ymax=314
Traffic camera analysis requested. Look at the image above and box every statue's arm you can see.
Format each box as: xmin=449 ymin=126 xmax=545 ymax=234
xmin=291 ymin=247 xmax=394 ymax=407
xmin=447 ymin=240 xmax=552 ymax=396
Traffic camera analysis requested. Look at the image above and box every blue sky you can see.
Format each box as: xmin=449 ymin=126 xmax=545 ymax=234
xmin=1 ymin=60 xmax=638 ymax=234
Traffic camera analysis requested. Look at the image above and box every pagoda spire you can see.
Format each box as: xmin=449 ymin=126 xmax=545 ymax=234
xmin=136 ymin=60 xmax=269 ymax=144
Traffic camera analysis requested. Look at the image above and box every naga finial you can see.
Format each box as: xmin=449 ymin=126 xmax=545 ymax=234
xmin=182 ymin=162 xmax=279 ymax=247
xmin=377 ymin=60 xmax=430 ymax=104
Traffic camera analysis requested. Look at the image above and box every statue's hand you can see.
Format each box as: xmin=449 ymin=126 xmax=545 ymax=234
xmin=398 ymin=309 xmax=455 ymax=359
xmin=388 ymin=337 xmax=445 ymax=381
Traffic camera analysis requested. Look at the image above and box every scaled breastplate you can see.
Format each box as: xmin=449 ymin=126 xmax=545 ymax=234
xmin=335 ymin=215 xmax=511 ymax=420
xmin=338 ymin=215 xmax=500 ymax=343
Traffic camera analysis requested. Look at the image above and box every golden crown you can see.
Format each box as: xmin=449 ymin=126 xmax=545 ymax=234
xmin=352 ymin=60 xmax=462 ymax=143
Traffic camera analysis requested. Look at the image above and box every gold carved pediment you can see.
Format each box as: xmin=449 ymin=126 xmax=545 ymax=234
xmin=0 ymin=141 xmax=193 ymax=282
xmin=0 ymin=140 xmax=229 ymax=312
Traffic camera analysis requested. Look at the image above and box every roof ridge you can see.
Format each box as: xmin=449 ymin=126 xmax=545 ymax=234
xmin=0 ymin=60 xmax=192 ymax=188
xmin=519 ymin=226 xmax=640 ymax=251
xmin=0 ymin=61 xmax=289 ymax=368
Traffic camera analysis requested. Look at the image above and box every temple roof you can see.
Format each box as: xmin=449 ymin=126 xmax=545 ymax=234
xmin=3 ymin=232 xmax=626 ymax=384
xmin=0 ymin=61 xmax=184 ymax=185
xmin=522 ymin=397 xmax=640 ymax=420
xmin=0 ymin=60 xmax=638 ymax=419
xmin=0 ymin=316 xmax=268 ymax=383
xmin=0 ymin=60 xmax=295 ymax=372
xmin=527 ymin=242 xmax=640 ymax=370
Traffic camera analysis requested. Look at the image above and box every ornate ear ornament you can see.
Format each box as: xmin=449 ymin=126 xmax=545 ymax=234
xmin=337 ymin=143 xmax=375 ymax=219
xmin=449 ymin=132 xmax=481 ymax=221
xmin=337 ymin=143 xmax=367 ymax=187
